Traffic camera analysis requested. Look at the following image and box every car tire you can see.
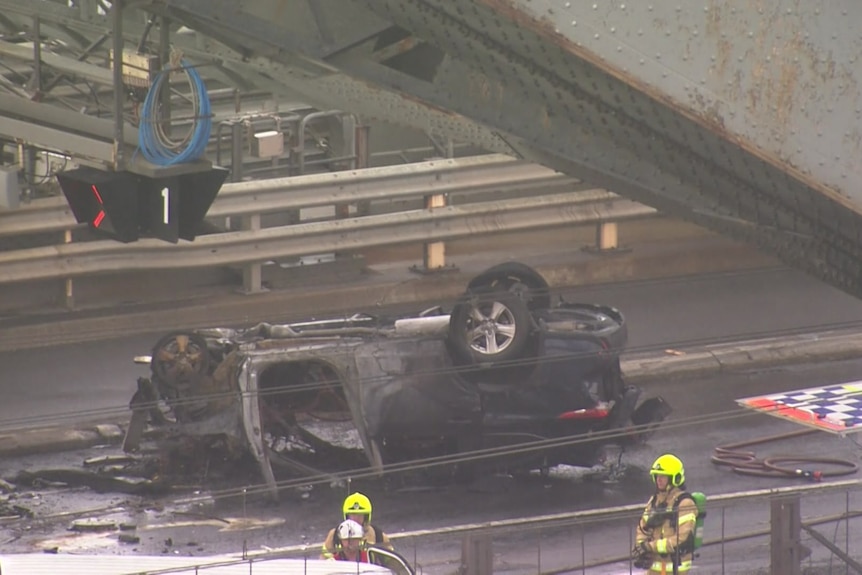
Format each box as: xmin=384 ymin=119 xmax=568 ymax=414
xmin=466 ymin=262 xmax=551 ymax=311
xmin=150 ymin=331 xmax=210 ymax=383
xmin=448 ymin=288 xmax=532 ymax=365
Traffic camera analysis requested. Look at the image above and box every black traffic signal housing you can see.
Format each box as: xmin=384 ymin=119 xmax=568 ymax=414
xmin=57 ymin=166 xmax=228 ymax=243
xmin=56 ymin=168 xmax=140 ymax=243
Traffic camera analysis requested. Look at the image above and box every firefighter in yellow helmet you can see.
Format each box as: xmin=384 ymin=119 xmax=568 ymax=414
xmin=632 ymin=454 xmax=698 ymax=574
xmin=320 ymin=492 xmax=394 ymax=560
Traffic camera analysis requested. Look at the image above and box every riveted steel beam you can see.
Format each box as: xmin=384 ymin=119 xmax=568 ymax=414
xmin=51 ymin=23 xmax=91 ymax=50
xmin=125 ymin=0 xmax=862 ymax=298
xmin=213 ymin=55 xmax=513 ymax=154
xmin=0 ymin=38 xmax=113 ymax=85
xmin=339 ymin=0 xmax=862 ymax=297
xmin=145 ymin=1 xmax=511 ymax=150
xmin=23 ymin=0 xmax=862 ymax=298
xmin=497 ymin=2 xmax=862 ymax=209
xmin=509 ymin=142 xmax=849 ymax=295
xmin=0 ymin=3 xmax=249 ymax=94
xmin=146 ymin=0 xmax=394 ymax=73
xmin=0 ymin=91 xmax=137 ymax=146
xmin=8 ymin=0 xmax=513 ymax=154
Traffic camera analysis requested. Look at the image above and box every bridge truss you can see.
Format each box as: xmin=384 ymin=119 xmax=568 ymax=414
xmin=2 ymin=0 xmax=862 ymax=298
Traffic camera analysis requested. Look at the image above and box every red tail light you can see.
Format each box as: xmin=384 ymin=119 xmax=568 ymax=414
xmin=557 ymin=408 xmax=609 ymax=420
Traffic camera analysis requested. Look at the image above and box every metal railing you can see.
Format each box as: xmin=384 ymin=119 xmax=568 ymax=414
xmin=0 ymin=155 xmax=657 ymax=287
xmin=0 ymin=154 xmax=571 ymax=237
xmin=239 ymin=479 xmax=862 ymax=575
xmin=0 ymin=193 xmax=653 ymax=284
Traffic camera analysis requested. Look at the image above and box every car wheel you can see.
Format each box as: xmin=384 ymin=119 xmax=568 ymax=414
xmin=466 ymin=262 xmax=551 ymax=311
xmin=448 ymin=288 xmax=532 ymax=365
xmin=150 ymin=332 xmax=210 ymax=383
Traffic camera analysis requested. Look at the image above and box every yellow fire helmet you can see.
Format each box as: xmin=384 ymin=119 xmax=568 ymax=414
xmin=650 ymin=453 xmax=685 ymax=487
xmin=342 ymin=492 xmax=373 ymax=523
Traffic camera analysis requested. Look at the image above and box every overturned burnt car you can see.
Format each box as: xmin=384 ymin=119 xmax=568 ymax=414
xmin=125 ymin=262 xmax=670 ymax=495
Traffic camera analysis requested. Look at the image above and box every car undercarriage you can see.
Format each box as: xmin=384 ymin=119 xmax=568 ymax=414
xmin=123 ymin=262 xmax=671 ymax=496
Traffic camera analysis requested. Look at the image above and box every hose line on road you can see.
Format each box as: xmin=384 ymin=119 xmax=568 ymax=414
xmin=711 ymin=428 xmax=859 ymax=480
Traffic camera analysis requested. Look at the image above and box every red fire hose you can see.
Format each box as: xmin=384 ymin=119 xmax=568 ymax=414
xmin=711 ymin=428 xmax=858 ymax=480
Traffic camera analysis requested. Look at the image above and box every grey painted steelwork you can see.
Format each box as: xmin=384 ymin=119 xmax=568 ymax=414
xmin=15 ymin=0 xmax=862 ymax=299
xmin=343 ymin=0 xmax=862 ymax=296
xmin=74 ymin=0 xmax=854 ymax=301
xmin=514 ymin=1 xmax=861 ymax=204
xmin=0 ymin=39 xmax=112 ymax=85
xmin=0 ymin=93 xmax=138 ymax=169
xmin=0 ymin=194 xmax=654 ymax=283
xmin=0 ymin=116 xmax=115 ymax=167
xmin=0 ymin=0 xmax=514 ymax=154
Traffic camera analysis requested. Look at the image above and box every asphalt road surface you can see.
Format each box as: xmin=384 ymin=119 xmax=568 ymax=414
xmin=4 ymin=267 xmax=862 ymax=431
xmin=1 ymin=356 xmax=861 ymax=574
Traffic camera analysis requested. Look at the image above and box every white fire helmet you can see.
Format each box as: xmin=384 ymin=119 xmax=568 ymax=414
xmin=337 ymin=519 xmax=365 ymax=541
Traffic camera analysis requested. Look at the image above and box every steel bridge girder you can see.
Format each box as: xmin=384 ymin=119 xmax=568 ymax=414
xmin=16 ymin=0 xmax=862 ymax=299
xmin=12 ymin=0 xmax=513 ymax=153
xmin=501 ymin=1 xmax=862 ymax=204
xmin=343 ymin=0 xmax=862 ymax=295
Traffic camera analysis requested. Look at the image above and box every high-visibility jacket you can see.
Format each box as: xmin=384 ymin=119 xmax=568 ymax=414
xmin=635 ymin=486 xmax=698 ymax=573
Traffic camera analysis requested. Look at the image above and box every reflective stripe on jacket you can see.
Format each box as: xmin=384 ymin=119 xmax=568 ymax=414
xmin=647 ymin=558 xmax=692 ymax=573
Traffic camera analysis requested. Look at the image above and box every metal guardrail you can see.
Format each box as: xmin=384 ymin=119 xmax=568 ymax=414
xmin=240 ymin=478 xmax=862 ymax=558
xmin=0 ymin=154 xmax=570 ymax=237
xmin=0 ymin=192 xmax=656 ymax=284
xmin=213 ymin=479 xmax=862 ymax=575
xmin=0 ymin=154 xmax=660 ymax=285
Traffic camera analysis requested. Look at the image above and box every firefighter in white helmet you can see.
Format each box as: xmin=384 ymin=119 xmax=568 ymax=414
xmin=329 ymin=519 xmax=369 ymax=563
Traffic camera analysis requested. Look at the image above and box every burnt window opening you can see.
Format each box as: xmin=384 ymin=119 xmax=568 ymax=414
xmin=258 ymin=361 xmax=365 ymax=470
xmin=258 ymin=360 xmax=349 ymax=423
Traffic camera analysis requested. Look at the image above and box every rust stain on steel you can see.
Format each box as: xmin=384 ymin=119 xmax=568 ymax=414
xmin=772 ymin=39 xmax=801 ymax=131
xmin=539 ymin=105 xmax=550 ymax=130
xmin=705 ymin=0 xmax=851 ymax=155
xmin=746 ymin=15 xmax=805 ymax=144
xmin=467 ymin=71 xmax=504 ymax=107
xmin=372 ymin=36 xmax=420 ymax=62
xmin=475 ymin=0 xmax=862 ymax=214
xmin=373 ymin=36 xmax=422 ymax=61
xmin=704 ymin=3 xmax=730 ymax=81
xmin=393 ymin=36 xmax=420 ymax=55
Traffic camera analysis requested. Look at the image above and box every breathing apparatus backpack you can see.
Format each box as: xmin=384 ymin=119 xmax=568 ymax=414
xmin=673 ymin=491 xmax=707 ymax=553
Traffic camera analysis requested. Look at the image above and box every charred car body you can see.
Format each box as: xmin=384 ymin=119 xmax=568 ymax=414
xmin=126 ymin=263 xmax=670 ymax=495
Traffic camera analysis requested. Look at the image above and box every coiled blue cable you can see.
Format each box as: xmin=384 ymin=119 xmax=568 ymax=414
xmin=138 ymin=58 xmax=212 ymax=166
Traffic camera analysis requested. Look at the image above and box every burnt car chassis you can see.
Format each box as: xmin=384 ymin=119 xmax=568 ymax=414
xmin=124 ymin=262 xmax=670 ymax=496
